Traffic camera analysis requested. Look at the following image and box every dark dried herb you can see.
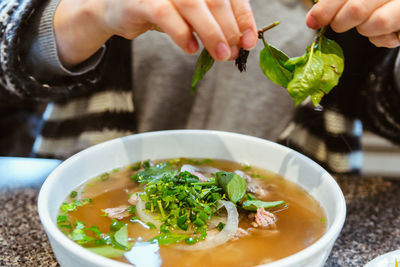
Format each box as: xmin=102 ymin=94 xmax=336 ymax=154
xmin=235 ymin=48 xmax=250 ymax=72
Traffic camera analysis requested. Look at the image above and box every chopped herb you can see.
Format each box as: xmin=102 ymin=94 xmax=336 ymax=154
xmin=217 ymin=222 xmax=225 ymax=232
xmin=149 ymin=233 xmax=189 ymax=245
xmin=131 ymin=162 xmax=142 ymax=171
xmin=85 ymin=226 xmax=102 ymax=237
xmin=138 ymin=166 xmax=226 ymax=244
xmin=100 ymin=173 xmax=110 ymax=181
xmin=142 ymin=160 xmax=152 ymax=169
xmin=146 ymin=222 xmax=157 ymax=229
xmin=128 ymin=206 xmax=136 ymax=215
xmin=60 ymin=199 xmax=92 ymax=213
xmin=57 ymin=215 xmax=72 ymax=230
xmin=112 ymin=168 xmax=119 ymax=172
xmin=69 ymin=191 xmax=78 ymax=198
xmin=71 ymin=221 xmax=95 ymax=245
xmin=57 ymin=214 xmax=68 ymax=223
xmin=242 ymin=165 xmax=252 ymax=171
xmin=321 ymin=217 xmax=327 ymax=223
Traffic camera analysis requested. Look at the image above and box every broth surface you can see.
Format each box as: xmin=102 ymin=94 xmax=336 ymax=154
xmin=62 ymin=159 xmax=326 ymax=267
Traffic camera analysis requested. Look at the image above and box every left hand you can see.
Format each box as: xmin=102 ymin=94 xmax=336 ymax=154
xmin=306 ymin=0 xmax=400 ymax=48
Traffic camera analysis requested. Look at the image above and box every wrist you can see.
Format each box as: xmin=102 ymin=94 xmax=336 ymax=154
xmin=54 ymin=0 xmax=112 ymax=68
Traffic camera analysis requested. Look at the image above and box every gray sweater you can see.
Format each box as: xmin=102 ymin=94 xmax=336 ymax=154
xmin=27 ymin=0 xmax=314 ymax=155
xmin=2 ymin=0 xmax=400 ymax=173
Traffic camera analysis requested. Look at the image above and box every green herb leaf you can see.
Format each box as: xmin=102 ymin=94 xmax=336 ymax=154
xmin=132 ymin=162 xmax=176 ymax=183
xmin=215 ymin=171 xmax=247 ymax=203
xmin=149 ymin=233 xmax=189 ymax=245
xmin=217 ymin=222 xmax=225 ymax=232
xmin=71 ymin=221 xmax=95 ymax=245
xmin=60 ymin=198 xmax=92 ymax=213
xmin=69 ymin=191 xmax=77 ymax=198
xmin=311 ymin=36 xmax=344 ymax=105
xmin=286 ymin=43 xmax=324 ymax=106
xmin=87 ymin=246 xmax=126 ymax=258
xmin=259 ymin=40 xmax=293 ymax=88
xmin=191 ymin=49 xmax=215 ymax=93
xmin=85 ymin=226 xmax=102 ymax=237
xmin=146 ymin=222 xmax=157 ymax=229
xmin=245 ymin=193 xmax=258 ymax=201
xmin=241 ymin=200 xmax=286 ymax=211
xmin=128 ymin=205 xmax=136 ymax=215
xmin=100 ymin=173 xmax=110 ymax=181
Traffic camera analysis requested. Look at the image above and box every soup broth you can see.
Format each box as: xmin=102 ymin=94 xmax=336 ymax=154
xmin=58 ymin=159 xmax=326 ymax=267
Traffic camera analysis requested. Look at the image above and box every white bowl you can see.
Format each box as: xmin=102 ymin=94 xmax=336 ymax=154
xmin=38 ymin=130 xmax=346 ymax=267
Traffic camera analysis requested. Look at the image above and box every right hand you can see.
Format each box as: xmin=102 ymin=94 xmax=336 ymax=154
xmin=54 ymin=0 xmax=258 ymax=67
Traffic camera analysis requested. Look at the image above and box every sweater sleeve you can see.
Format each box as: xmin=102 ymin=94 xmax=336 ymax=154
xmin=25 ymin=0 xmax=105 ymax=82
xmin=0 ymin=0 xmax=108 ymax=101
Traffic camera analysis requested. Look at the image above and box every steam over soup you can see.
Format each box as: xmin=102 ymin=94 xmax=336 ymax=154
xmin=57 ymin=158 xmax=326 ymax=267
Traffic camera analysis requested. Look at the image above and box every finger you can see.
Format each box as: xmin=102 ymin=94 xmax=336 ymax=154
xmin=306 ymin=0 xmax=347 ymax=29
xmin=145 ymin=0 xmax=199 ymax=54
xmin=229 ymin=45 xmax=239 ymax=60
xmin=357 ymin=0 xmax=400 ymax=37
xmin=330 ymin=0 xmax=390 ymax=33
xmin=368 ymin=33 xmax=400 ymax=48
xmin=230 ymin=0 xmax=257 ymax=50
xmin=172 ymin=0 xmax=231 ymax=61
xmin=205 ymin=0 xmax=241 ymax=47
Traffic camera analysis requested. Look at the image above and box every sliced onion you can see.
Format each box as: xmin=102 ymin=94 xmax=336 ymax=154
xmin=208 ymin=212 xmax=227 ymax=229
xmin=174 ymin=200 xmax=238 ymax=251
xmin=136 ymin=196 xmax=162 ymax=228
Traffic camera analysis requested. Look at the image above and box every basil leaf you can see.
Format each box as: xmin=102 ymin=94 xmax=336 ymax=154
xmin=148 ymin=233 xmax=189 ymax=245
xmin=311 ymin=36 xmax=344 ymax=105
xmin=87 ymin=246 xmax=126 ymax=258
xmin=191 ymin=48 xmax=215 ymax=93
xmin=283 ymin=54 xmax=307 ymax=72
xmin=259 ymin=40 xmax=293 ymax=88
xmin=287 ymin=44 xmax=324 ymax=106
xmin=241 ymin=200 xmax=286 ymax=211
xmin=114 ymin=224 xmax=129 ymax=248
xmin=215 ymin=171 xmax=247 ymax=203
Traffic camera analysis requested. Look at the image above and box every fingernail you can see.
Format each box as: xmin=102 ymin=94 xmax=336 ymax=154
xmin=307 ymin=14 xmax=320 ymax=30
xmin=187 ymin=38 xmax=198 ymax=54
xmin=241 ymin=29 xmax=257 ymax=50
xmin=215 ymin=42 xmax=230 ymax=61
xmin=229 ymin=45 xmax=239 ymax=60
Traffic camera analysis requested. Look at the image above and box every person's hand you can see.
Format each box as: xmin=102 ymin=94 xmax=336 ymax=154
xmin=54 ymin=0 xmax=258 ymax=68
xmin=306 ymin=0 xmax=400 ymax=48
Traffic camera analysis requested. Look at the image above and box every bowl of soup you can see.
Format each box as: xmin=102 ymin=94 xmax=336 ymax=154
xmin=38 ymin=130 xmax=346 ymax=267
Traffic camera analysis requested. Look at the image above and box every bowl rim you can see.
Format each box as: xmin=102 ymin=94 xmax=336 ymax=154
xmin=38 ymin=129 xmax=346 ymax=267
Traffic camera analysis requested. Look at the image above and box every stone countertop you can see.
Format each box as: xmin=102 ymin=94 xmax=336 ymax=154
xmin=0 ymin=176 xmax=399 ymax=267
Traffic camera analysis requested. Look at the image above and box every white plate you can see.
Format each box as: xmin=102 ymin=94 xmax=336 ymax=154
xmin=364 ymin=250 xmax=400 ymax=267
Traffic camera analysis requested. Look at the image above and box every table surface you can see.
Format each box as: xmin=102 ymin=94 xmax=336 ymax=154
xmin=0 ymin=175 xmax=399 ymax=267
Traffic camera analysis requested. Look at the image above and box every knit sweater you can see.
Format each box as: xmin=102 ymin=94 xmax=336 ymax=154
xmin=1 ymin=0 xmax=400 ymax=174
